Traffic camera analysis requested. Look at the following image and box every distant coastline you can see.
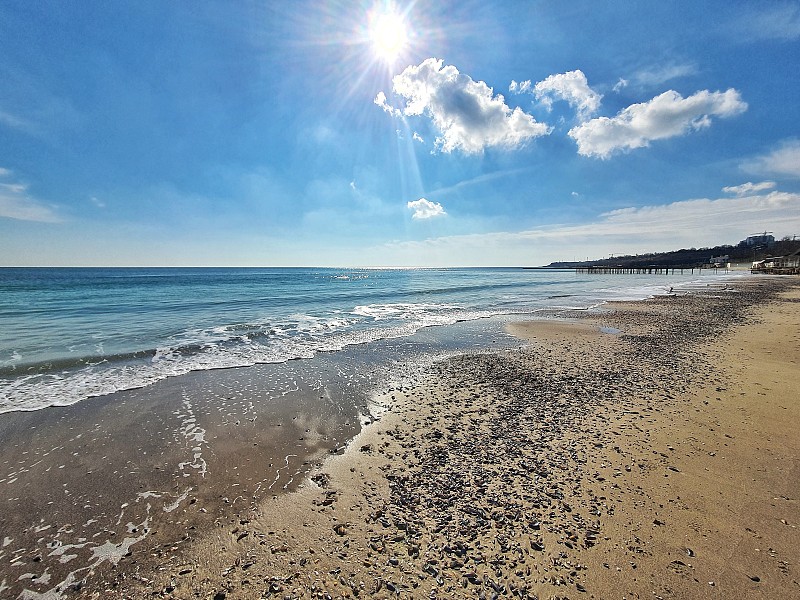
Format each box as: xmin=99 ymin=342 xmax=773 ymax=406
xmin=546 ymin=236 xmax=800 ymax=269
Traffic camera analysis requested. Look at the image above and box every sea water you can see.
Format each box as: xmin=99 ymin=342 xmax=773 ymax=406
xmin=0 ymin=267 xmax=741 ymax=413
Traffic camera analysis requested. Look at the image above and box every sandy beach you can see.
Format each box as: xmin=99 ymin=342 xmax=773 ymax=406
xmin=75 ymin=276 xmax=795 ymax=600
xmin=3 ymin=276 xmax=798 ymax=599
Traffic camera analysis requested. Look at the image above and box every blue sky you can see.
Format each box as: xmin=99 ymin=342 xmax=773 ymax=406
xmin=1 ymin=0 xmax=799 ymax=266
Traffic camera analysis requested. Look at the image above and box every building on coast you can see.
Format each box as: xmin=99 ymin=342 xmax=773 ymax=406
xmin=751 ymin=249 xmax=800 ymax=274
xmin=742 ymin=233 xmax=776 ymax=247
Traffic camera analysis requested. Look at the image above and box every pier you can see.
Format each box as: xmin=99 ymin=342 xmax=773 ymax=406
xmin=575 ymin=265 xmax=726 ymax=275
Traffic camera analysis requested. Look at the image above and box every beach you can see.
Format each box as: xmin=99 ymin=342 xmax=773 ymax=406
xmin=80 ymin=276 xmax=796 ymax=599
xmin=2 ymin=275 xmax=798 ymax=599
xmin=5 ymin=3 xmax=800 ymax=598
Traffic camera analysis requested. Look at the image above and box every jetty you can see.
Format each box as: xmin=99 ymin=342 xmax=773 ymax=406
xmin=574 ymin=265 xmax=725 ymax=275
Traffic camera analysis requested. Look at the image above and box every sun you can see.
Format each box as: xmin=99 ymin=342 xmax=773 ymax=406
xmin=369 ymin=9 xmax=408 ymax=63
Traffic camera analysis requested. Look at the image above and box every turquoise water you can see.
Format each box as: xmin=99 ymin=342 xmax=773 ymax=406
xmin=0 ymin=267 xmax=738 ymax=412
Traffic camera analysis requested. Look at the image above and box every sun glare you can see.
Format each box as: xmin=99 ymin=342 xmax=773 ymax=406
xmin=370 ymin=10 xmax=408 ymax=63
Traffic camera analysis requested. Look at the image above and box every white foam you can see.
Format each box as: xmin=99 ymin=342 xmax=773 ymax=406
xmin=177 ymin=394 xmax=207 ymax=478
xmin=90 ymin=514 xmax=149 ymax=565
xmin=1 ymin=303 xmax=495 ymax=413
xmin=268 ymin=454 xmax=298 ymax=491
xmin=352 ymin=302 xmax=462 ymax=320
xmin=163 ymin=488 xmax=191 ymax=513
xmin=20 ymin=506 xmax=151 ymax=600
xmin=47 ymin=541 xmax=90 ymax=562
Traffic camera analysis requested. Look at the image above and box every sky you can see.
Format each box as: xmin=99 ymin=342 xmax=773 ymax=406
xmin=1 ymin=0 xmax=799 ymax=267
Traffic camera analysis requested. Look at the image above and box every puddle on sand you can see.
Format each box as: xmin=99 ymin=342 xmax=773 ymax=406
xmin=600 ymin=326 xmax=623 ymax=335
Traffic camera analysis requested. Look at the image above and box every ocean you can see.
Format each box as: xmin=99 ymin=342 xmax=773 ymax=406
xmin=0 ymin=266 xmax=740 ymax=415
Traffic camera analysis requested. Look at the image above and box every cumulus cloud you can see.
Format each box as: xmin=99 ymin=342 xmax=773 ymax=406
xmin=0 ymin=171 xmax=61 ymax=222
xmin=374 ymin=91 xmax=401 ymax=117
xmin=512 ymin=70 xmax=602 ymax=120
xmin=722 ymin=181 xmax=777 ymax=196
xmin=508 ymin=80 xmax=531 ymax=94
xmin=743 ymin=139 xmax=800 ymax=178
xmin=379 ymin=58 xmax=550 ymax=154
xmin=407 ymin=197 xmax=446 ymax=219
xmin=568 ymin=88 xmax=747 ymax=158
xmin=412 ymin=132 xmax=424 ymax=143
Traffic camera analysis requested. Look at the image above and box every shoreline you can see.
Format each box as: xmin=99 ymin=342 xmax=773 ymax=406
xmin=101 ymin=276 xmax=799 ymax=599
xmin=1 ymin=268 xmax=743 ymax=416
xmin=2 ymin=276 xmax=797 ymax=599
xmin=0 ymin=306 xmax=521 ymax=599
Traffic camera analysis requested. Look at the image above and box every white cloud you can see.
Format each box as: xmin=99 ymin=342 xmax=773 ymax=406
xmin=0 ymin=177 xmax=61 ymax=223
xmin=743 ymin=139 xmax=800 ymax=178
xmin=0 ymin=109 xmax=35 ymax=132
xmin=509 ymin=80 xmax=531 ymax=94
xmin=0 ymin=167 xmax=12 ymax=177
xmin=374 ymin=91 xmax=401 ymax=117
xmin=568 ymin=88 xmax=747 ymax=158
xmin=412 ymin=132 xmax=424 ymax=143
xmin=381 ymin=58 xmax=551 ymax=154
xmin=597 ymin=191 xmax=797 ymax=233
xmin=425 ymin=167 xmax=531 ymax=197
xmin=518 ymin=70 xmax=602 ymax=120
xmin=722 ymin=181 xmax=777 ymax=196
xmin=376 ymin=189 xmax=800 ymax=266
xmin=407 ymin=197 xmax=446 ymax=219
xmin=629 ymin=63 xmax=698 ymax=88
xmin=731 ymin=3 xmax=800 ymax=41
xmin=613 ymin=78 xmax=628 ymax=92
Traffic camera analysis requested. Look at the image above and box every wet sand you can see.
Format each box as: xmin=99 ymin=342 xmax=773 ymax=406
xmin=0 ymin=360 xmax=370 ymax=599
xmin=4 ymin=277 xmax=798 ymax=599
xmin=91 ymin=276 xmax=799 ymax=599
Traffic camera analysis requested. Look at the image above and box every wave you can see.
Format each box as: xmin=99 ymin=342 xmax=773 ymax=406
xmin=0 ymin=302 xmax=499 ymax=414
xmin=351 ymin=302 xmax=463 ymax=320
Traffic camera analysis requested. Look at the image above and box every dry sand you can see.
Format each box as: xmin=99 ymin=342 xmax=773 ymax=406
xmin=99 ymin=278 xmax=800 ymax=599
